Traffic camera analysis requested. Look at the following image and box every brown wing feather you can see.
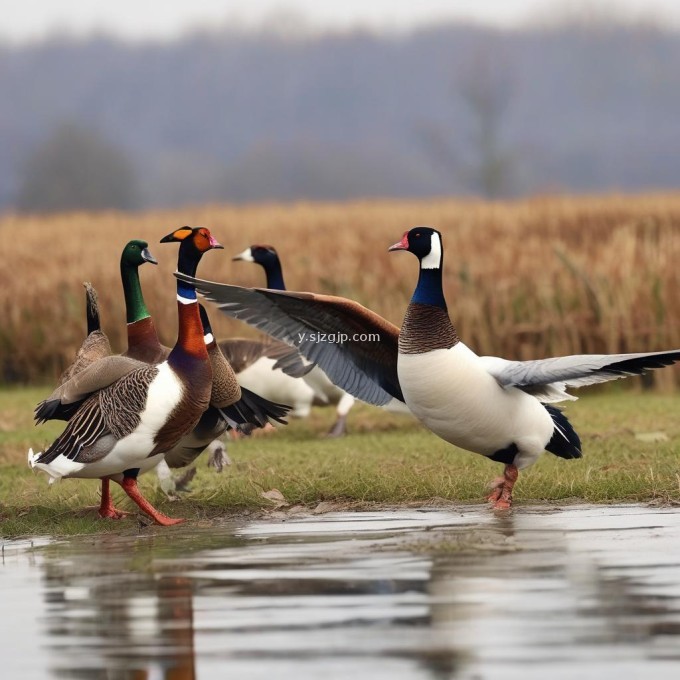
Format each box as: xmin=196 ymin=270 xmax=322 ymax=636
xmin=175 ymin=274 xmax=403 ymax=406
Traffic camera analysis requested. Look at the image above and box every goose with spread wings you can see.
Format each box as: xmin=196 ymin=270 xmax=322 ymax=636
xmin=175 ymin=227 xmax=680 ymax=509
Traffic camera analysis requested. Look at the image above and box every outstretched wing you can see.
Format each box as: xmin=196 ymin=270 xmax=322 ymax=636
xmin=480 ymin=350 xmax=680 ymax=402
xmin=176 ymin=273 xmax=404 ymax=406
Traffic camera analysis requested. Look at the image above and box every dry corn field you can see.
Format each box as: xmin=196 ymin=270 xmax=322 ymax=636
xmin=3 ymin=193 xmax=680 ymax=386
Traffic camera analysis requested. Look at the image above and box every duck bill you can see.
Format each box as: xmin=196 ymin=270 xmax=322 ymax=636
xmin=141 ymin=248 xmax=158 ymax=265
xmin=209 ymin=235 xmax=224 ymax=250
xmin=388 ymin=233 xmax=409 ymax=252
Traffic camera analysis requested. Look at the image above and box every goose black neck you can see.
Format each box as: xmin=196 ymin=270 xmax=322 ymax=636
xmin=261 ymin=258 xmax=286 ymax=290
xmin=176 ymin=242 xmax=203 ymax=301
xmin=120 ymin=261 xmax=151 ymax=324
xmin=411 ymin=265 xmax=447 ymax=310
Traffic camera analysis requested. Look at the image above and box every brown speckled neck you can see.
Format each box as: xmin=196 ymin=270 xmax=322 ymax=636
xmin=399 ymin=302 xmax=459 ymax=354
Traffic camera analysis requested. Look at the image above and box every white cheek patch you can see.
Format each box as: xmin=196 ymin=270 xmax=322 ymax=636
xmin=421 ymin=232 xmax=442 ymax=269
xmin=235 ymin=248 xmax=255 ymax=262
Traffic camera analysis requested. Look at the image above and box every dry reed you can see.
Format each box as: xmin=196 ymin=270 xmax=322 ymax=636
xmin=3 ymin=192 xmax=680 ymax=385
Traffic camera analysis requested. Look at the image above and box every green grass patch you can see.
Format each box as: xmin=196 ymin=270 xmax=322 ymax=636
xmin=1 ymin=386 xmax=680 ymax=538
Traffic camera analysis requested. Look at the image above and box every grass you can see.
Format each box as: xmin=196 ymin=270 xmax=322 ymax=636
xmin=2 ymin=386 xmax=679 ymax=538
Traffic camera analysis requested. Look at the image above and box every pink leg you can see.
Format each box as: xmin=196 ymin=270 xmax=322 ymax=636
xmin=489 ymin=464 xmax=519 ymax=511
xmin=119 ymin=477 xmax=185 ymax=526
xmin=486 ymin=475 xmax=506 ymax=503
xmin=98 ymin=478 xmax=130 ymax=519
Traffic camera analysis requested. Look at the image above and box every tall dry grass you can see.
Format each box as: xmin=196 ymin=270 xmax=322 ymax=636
xmin=3 ymin=193 xmax=680 ymax=386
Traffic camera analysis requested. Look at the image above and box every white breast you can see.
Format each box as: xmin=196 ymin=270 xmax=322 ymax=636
xmin=397 ymin=343 xmax=553 ymax=463
xmin=74 ymin=362 xmax=185 ymax=478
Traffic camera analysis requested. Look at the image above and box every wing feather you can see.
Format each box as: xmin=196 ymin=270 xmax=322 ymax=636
xmin=176 ymin=273 xmax=404 ymax=406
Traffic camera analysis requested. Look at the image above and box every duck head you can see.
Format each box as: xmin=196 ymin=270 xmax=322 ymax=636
xmin=160 ymin=225 xmax=223 ymax=252
xmin=388 ymin=227 xmax=443 ymax=270
xmin=160 ymin=226 xmax=224 ymax=272
xmin=121 ymin=239 xmax=158 ymax=268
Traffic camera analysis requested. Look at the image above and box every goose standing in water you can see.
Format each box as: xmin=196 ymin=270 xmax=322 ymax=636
xmin=177 ymin=227 xmax=680 ymax=509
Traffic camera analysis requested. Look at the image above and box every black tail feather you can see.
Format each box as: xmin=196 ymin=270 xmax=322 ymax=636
xmin=544 ymin=404 xmax=582 ymax=460
xmin=34 ymin=398 xmax=82 ymax=425
xmin=219 ymin=386 xmax=290 ymax=432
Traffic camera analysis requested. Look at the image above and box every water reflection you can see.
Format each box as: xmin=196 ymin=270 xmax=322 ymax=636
xmin=2 ymin=506 xmax=680 ymax=679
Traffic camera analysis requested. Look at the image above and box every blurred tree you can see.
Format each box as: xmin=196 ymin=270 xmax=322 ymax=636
xmin=419 ymin=47 xmax=520 ymax=198
xmin=16 ymin=122 xmax=139 ymax=212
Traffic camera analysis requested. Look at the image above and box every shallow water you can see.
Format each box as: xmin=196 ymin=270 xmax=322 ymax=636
xmin=3 ymin=505 xmax=680 ymax=679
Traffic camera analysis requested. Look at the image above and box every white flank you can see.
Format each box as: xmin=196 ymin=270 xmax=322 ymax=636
xmin=234 ymin=247 xmax=255 ymax=262
xmin=398 ymin=343 xmax=554 ymax=469
xmin=421 ymin=231 xmax=442 ymax=269
xmin=237 ymin=357 xmax=315 ymax=418
xmin=302 ymin=365 xmax=347 ymax=405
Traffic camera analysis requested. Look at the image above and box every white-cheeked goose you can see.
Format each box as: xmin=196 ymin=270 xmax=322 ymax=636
xmin=176 ymin=227 xmax=680 ymax=509
xmin=232 ymin=244 xmax=357 ymax=437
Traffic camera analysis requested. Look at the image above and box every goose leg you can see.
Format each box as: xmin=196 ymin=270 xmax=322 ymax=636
xmin=487 ymin=464 xmax=519 ymax=511
xmin=326 ymin=413 xmax=347 ymax=438
xmin=325 ymin=392 xmax=355 ymax=438
xmin=119 ymin=476 xmax=185 ymax=526
xmin=98 ymin=478 xmax=130 ymax=519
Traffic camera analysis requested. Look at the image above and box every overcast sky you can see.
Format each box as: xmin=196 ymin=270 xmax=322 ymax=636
xmin=4 ymin=0 xmax=680 ymax=42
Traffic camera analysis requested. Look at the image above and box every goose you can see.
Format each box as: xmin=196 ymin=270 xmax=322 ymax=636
xmin=57 ymin=281 xmax=112 ymax=385
xmin=28 ymin=227 xmax=224 ymax=525
xmin=233 ymin=244 xmax=356 ymax=437
xmin=176 ymin=227 xmax=680 ymax=509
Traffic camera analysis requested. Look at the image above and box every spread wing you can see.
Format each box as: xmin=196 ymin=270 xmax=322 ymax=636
xmin=480 ymin=351 xmax=680 ymax=402
xmin=176 ymin=273 xmax=404 ymax=406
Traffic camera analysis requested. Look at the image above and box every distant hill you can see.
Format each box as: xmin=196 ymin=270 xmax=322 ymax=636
xmin=1 ymin=19 xmax=679 ymax=211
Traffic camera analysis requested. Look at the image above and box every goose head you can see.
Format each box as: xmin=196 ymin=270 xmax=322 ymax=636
xmin=121 ymin=239 xmax=158 ymax=268
xmin=388 ymin=227 xmax=443 ymax=270
xmin=233 ymin=244 xmax=279 ymax=265
xmin=233 ymin=244 xmax=286 ymax=290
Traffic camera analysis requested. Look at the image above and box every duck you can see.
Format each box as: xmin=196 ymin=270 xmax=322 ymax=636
xmin=119 ymin=239 xmax=165 ymax=363
xmin=232 ymin=244 xmax=357 ymax=437
xmin=57 ymin=281 xmax=112 ymax=385
xmin=28 ymin=226 xmax=223 ymax=525
xmin=39 ymin=234 xmax=290 ymax=494
xmin=176 ymin=226 xmax=680 ymax=510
